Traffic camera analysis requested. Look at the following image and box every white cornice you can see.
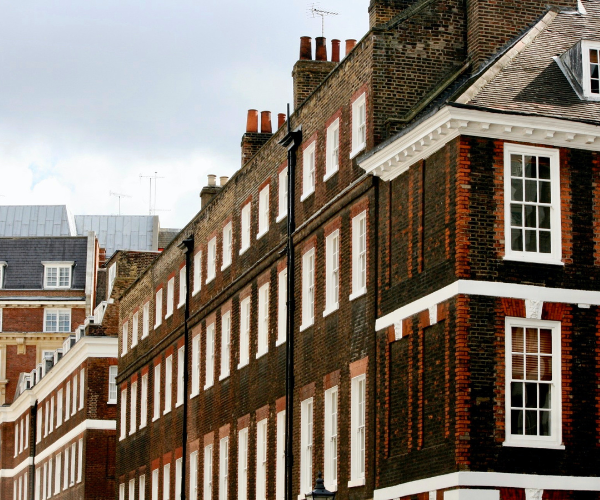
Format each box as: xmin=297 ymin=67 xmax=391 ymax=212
xmin=0 ymin=457 xmax=33 ymax=478
xmin=359 ymin=106 xmax=600 ymax=181
xmin=0 ymin=301 xmax=86 ymax=307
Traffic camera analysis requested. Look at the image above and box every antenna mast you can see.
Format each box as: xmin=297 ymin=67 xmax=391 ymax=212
xmin=109 ymin=191 xmax=132 ymax=216
xmin=139 ymin=172 xmax=165 ymax=216
xmin=308 ymin=3 xmax=339 ymax=37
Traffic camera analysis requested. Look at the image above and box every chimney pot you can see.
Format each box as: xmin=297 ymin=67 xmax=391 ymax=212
xmin=345 ymin=39 xmax=357 ymax=57
xmin=315 ymin=37 xmax=327 ymax=61
xmin=299 ymin=36 xmax=312 ymax=60
xmin=246 ymin=109 xmax=259 ymax=133
xmin=278 ymin=113 xmax=286 ymax=129
xmin=260 ymin=111 xmax=272 ymax=134
xmin=207 ymin=174 xmax=217 ymax=187
xmin=219 ymin=176 xmax=229 ymax=187
xmin=331 ymin=39 xmax=341 ymax=62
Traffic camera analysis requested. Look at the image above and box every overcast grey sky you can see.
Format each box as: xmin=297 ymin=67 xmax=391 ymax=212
xmin=0 ymin=0 xmax=369 ymax=228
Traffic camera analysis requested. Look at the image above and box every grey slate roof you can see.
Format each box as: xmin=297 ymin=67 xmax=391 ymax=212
xmin=465 ymin=1 xmax=600 ymax=123
xmin=158 ymin=228 xmax=180 ymax=249
xmin=0 ymin=206 xmax=76 ymax=237
xmin=0 ymin=237 xmax=88 ymax=290
xmin=74 ymin=215 xmax=159 ymax=258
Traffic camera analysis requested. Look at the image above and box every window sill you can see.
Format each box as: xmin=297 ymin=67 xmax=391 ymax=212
xmin=154 ymin=323 xmax=162 ymax=330
xmin=348 ymin=478 xmax=365 ymax=488
xmin=323 ymin=304 xmax=339 ymax=318
xmin=139 ymin=423 xmax=147 ymax=430
xmin=299 ymin=321 xmax=313 ymax=332
xmin=256 ymin=350 xmax=268 ymax=360
xmin=121 ymin=351 xmax=127 ymax=357
xmin=275 ymin=338 xmax=286 ymax=347
xmin=256 ymin=229 xmax=269 ymax=240
xmin=219 ymin=373 xmax=230 ymax=382
xmin=205 ymin=276 xmax=215 ymax=285
xmin=221 ymin=262 xmax=231 ymax=272
xmin=163 ymin=408 xmax=171 ymax=415
xmin=190 ymin=391 xmax=199 ymax=399
xmin=204 ymin=383 xmax=214 ymax=391
xmin=237 ymin=361 xmax=249 ymax=370
xmin=119 ymin=435 xmax=126 ymax=442
xmin=276 ymin=213 xmax=287 ymax=223
xmin=326 ymin=483 xmax=337 ymax=492
xmin=502 ymin=440 xmax=565 ymax=450
xmin=175 ymin=401 xmax=183 ymax=408
xmin=239 ymin=246 xmax=250 ymax=256
xmin=323 ymin=168 xmax=338 ymax=182
xmin=192 ymin=288 xmax=201 ymax=297
xmin=177 ymin=302 xmax=185 ymax=309
xmin=152 ymin=416 xmax=160 ymax=423
xmin=129 ymin=430 xmax=136 ymax=436
xmin=141 ymin=333 xmax=149 ymax=340
xmin=349 ymin=288 xmax=367 ymax=302
xmin=131 ymin=343 xmax=138 ymax=349
xmin=300 ymin=190 xmax=314 ymax=203
xmin=349 ymin=144 xmax=366 ymax=160
xmin=502 ymin=254 xmax=564 ymax=266
xmin=107 ymin=401 xmax=117 ymax=405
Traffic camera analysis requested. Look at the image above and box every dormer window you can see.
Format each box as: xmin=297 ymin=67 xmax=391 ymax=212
xmin=43 ymin=262 xmax=73 ymax=289
xmin=557 ymin=40 xmax=600 ymax=100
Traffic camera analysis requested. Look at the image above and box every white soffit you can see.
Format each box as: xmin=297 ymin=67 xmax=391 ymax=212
xmin=358 ymin=106 xmax=600 ymax=181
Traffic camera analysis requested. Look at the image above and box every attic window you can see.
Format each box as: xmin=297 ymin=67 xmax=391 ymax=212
xmin=557 ymin=40 xmax=600 ymax=100
xmin=43 ymin=262 xmax=73 ymax=289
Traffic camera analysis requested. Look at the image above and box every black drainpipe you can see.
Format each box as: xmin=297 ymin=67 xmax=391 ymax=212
xmin=279 ymin=104 xmax=302 ymax=500
xmin=177 ymin=235 xmax=194 ymax=500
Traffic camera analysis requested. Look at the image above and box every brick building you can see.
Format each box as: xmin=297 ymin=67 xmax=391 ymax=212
xmin=115 ymin=1 xmax=600 ymax=500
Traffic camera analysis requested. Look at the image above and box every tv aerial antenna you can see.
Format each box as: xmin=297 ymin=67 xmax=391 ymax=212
xmin=307 ymin=3 xmax=339 ymax=37
xmin=109 ymin=191 xmax=131 ymax=216
xmin=139 ymin=172 xmax=165 ymax=216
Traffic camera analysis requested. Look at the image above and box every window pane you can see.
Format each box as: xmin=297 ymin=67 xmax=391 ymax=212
xmin=538 ymin=206 xmax=550 ymax=229
xmin=511 ymin=179 xmax=523 ymax=201
xmin=539 ymin=181 xmax=551 ymax=203
xmin=539 ymin=330 xmax=552 ymax=354
xmin=512 ymin=327 xmax=524 ymax=352
xmin=525 ymin=180 xmax=537 ymax=202
xmin=511 ymin=205 xmax=522 ymax=226
xmin=512 ymin=354 xmax=524 ymax=379
xmin=525 ymin=230 xmax=537 ymax=252
xmin=525 ymin=382 xmax=537 ymax=408
xmin=525 ymin=205 xmax=536 ymax=228
xmin=511 ymin=229 xmax=523 ymax=251
xmin=511 ymin=382 xmax=523 ymax=407
xmin=525 ymin=355 xmax=539 ymax=381
xmin=538 ymin=156 xmax=550 ymax=179
xmin=525 ymin=410 xmax=538 ymax=435
xmin=539 ymin=231 xmax=551 ymax=253
xmin=511 ymin=154 xmax=523 ymax=176
xmin=540 ymin=356 xmax=552 ymax=381
xmin=590 ymin=48 xmax=598 ymax=63
xmin=539 ymin=383 xmax=551 ymax=409
xmin=511 ymin=409 xmax=523 ymax=435
xmin=524 ymin=156 xmax=536 ymax=178
xmin=525 ymin=328 xmax=538 ymax=353
xmin=540 ymin=410 xmax=551 ymax=436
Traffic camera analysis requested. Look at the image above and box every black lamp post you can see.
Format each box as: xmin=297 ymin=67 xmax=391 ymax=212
xmin=305 ymin=472 xmax=336 ymax=500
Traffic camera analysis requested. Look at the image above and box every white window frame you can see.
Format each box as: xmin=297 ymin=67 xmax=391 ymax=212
xmin=108 ymin=263 xmax=116 ymax=298
xmin=237 ymin=428 xmax=248 ymax=500
xmin=193 ymin=251 xmax=202 ymax=296
xmin=205 ymin=323 xmax=215 ymax=389
xmin=175 ymin=458 xmax=182 ymax=500
xmin=0 ymin=307 xmax=3 ymax=333
xmin=164 ymin=355 xmax=173 ymax=414
xmin=140 ymin=475 xmax=146 ymax=500
xmin=349 ymin=374 xmax=366 ymax=487
xmin=63 ymin=447 xmax=69 ymax=490
xmin=122 ymin=321 xmax=129 ymax=356
xmin=350 ymin=93 xmax=366 ymax=159
xmin=130 ymin=380 xmax=137 ymax=434
xmin=178 ymin=266 xmax=187 ymax=309
xmin=120 ymin=483 xmax=125 ymax=500
xmin=204 ymin=444 xmax=213 ymax=500
xmin=120 ymin=387 xmax=127 ymax=440
xmin=275 ymin=410 xmax=285 ymax=500
xmin=219 ymin=437 xmax=229 ymax=500
xmin=238 ymin=298 xmax=250 ymax=369
xmin=108 ymin=366 xmax=118 ymax=403
xmin=44 ymin=401 xmax=49 ymax=437
xmin=350 ymin=211 xmax=367 ymax=300
xmin=55 ymin=454 xmax=61 ymax=494
xmin=207 ymin=237 xmax=217 ymax=284
xmin=163 ymin=463 xmax=170 ymax=500
xmin=257 ymin=283 xmax=269 ymax=358
xmin=166 ymin=277 xmax=175 ymax=319
xmin=42 ymin=262 xmax=73 ymax=289
xmin=277 ymin=168 xmax=288 ymax=223
xmin=300 ymin=398 xmax=313 ymax=496
xmin=153 ymin=364 xmax=161 ymax=421
xmin=324 ymin=386 xmax=338 ymax=491
xmin=43 ymin=309 xmax=71 ymax=333
xmin=129 ymin=479 xmax=136 ymax=500
xmin=221 ymin=223 xmax=233 ymax=271
xmin=50 ymin=396 xmax=54 ymax=433
xmin=503 ymin=144 xmax=561 ymax=265
xmin=190 ymin=451 xmax=198 ymax=500
xmin=132 ymin=311 xmax=139 ymax=347
xmin=56 ymin=389 xmax=63 ymax=428
xmin=324 ymin=230 xmax=340 ymax=316
xmin=301 ymin=141 xmax=316 ymax=201
xmin=300 ymin=249 xmax=315 ymax=331
xmin=256 ymin=419 xmax=267 ymax=500
xmin=581 ymin=40 xmax=600 ymax=99
xmin=72 ymin=375 xmax=77 ymax=415
xmin=143 ymin=302 xmax=150 ymax=339
xmin=141 ymin=373 xmax=148 ymax=428
xmin=152 ymin=468 xmax=159 ymax=500
xmin=79 ymin=368 xmax=84 ymax=409
xmin=192 ymin=335 xmax=201 ymax=397
xmin=155 ymin=289 xmax=163 ymax=328
xmin=176 ymin=346 xmax=184 ymax=407
xmin=257 ymin=185 xmax=270 ymax=239
xmin=276 ymin=269 xmax=287 ymax=346
xmin=504 ymin=317 xmax=563 ymax=449
xmin=36 ymin=407 xmax=42 ymax=444
xmin=240 ymin=203 xmax=251 ymax=255
xmin=220 ymin=312 xmax=231 ymax=380
xmin=325 ymin=118 xmax=340 ymax=180
xmin=75 ymin=438 xmax=81 ymax=483
xmin=0 ymin=262 xmax=5 ymax=290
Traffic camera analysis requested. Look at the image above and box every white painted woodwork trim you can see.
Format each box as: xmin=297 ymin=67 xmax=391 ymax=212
xmin=376 ymin=279 xmax=600 ymax=334
xmin=358 ymin=106 xmax=600 ymax=181
xmin=0 ymin=301 xmax=86 ymax=307
xmin=374 ymin=471 xmax=600 ymax=500
xmin=0 ymin=457 xmax=34 ymax=478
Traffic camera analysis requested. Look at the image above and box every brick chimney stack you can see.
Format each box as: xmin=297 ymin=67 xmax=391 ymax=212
xmin=200 ymin=174 xmax=221 ymax=209
xmin=368 ymin=0 xmax=416 ymax=28
xmin=292 ymin=36 xmax=339 ymax=109
xmin=241 ymin=110 xmax=273 ymax=166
